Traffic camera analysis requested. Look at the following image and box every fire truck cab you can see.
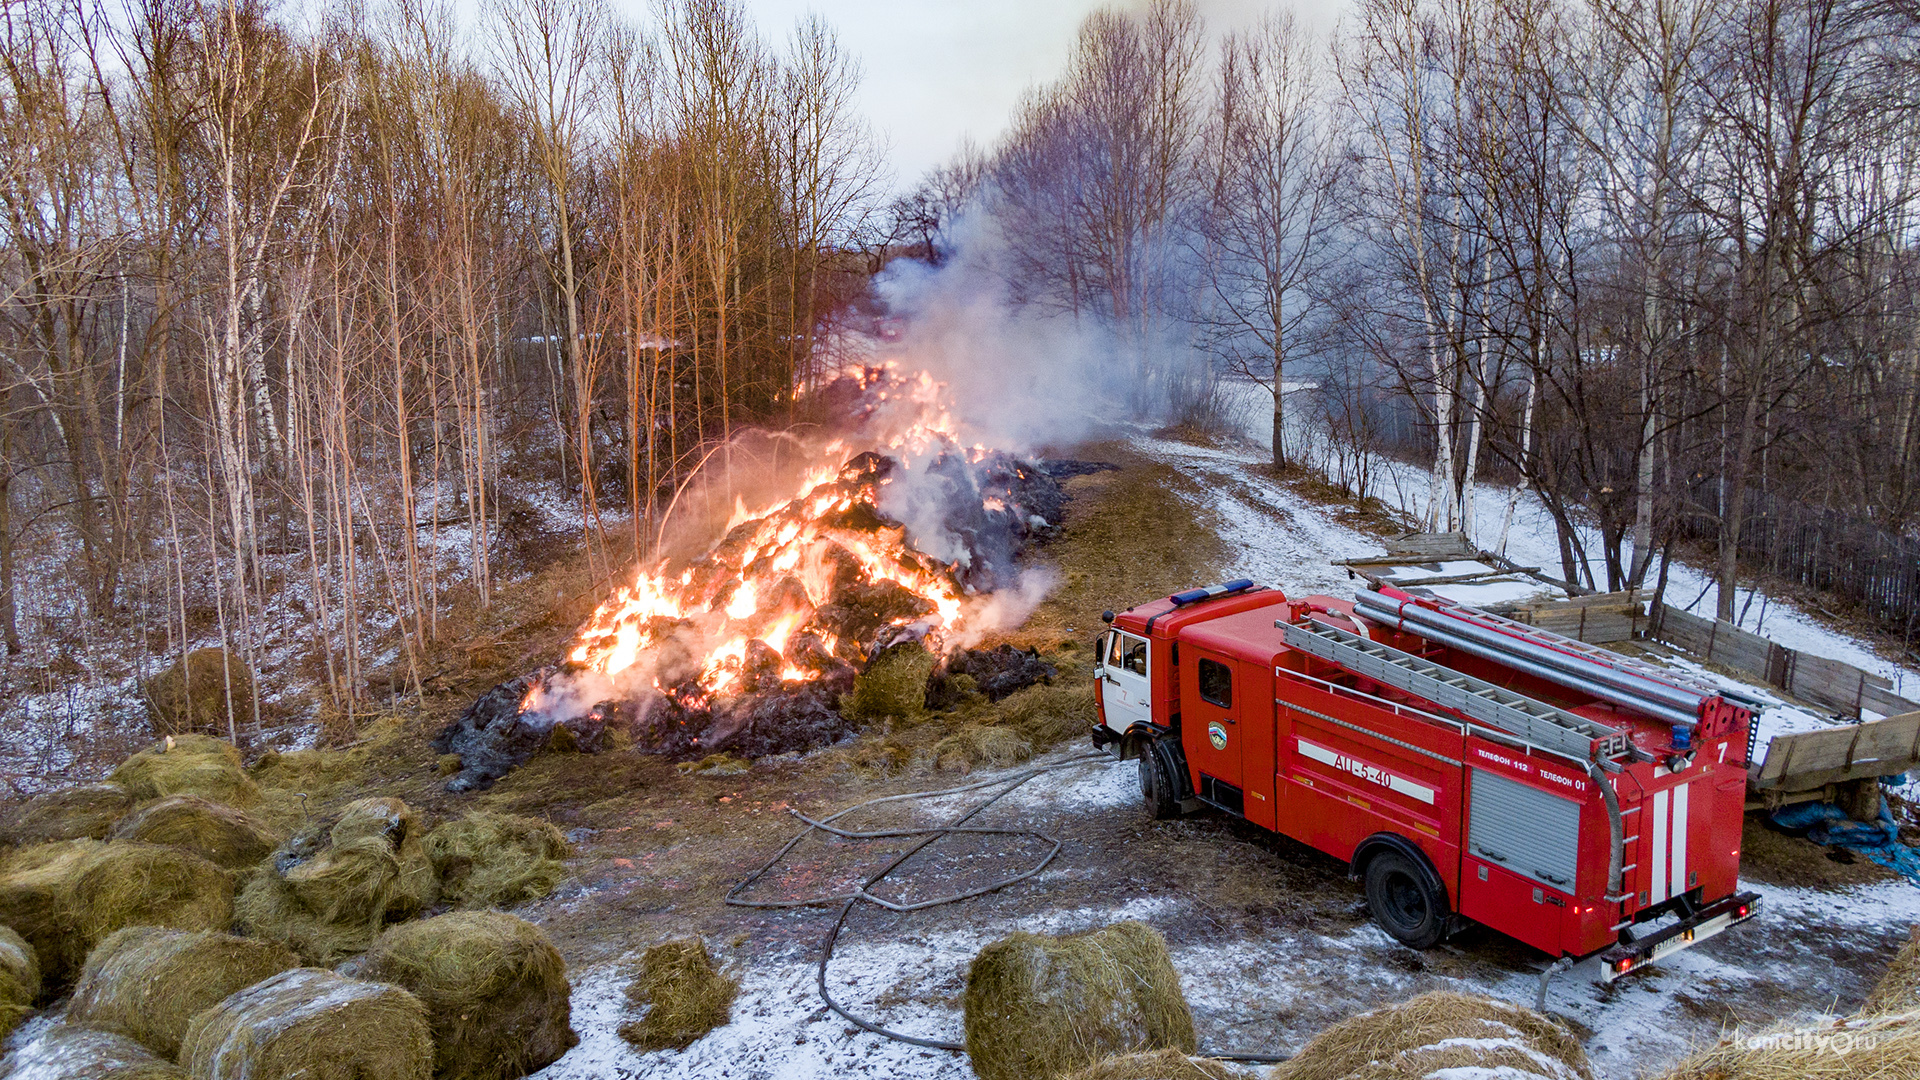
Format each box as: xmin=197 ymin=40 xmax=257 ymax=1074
xmin=1091 ymin=579 xmax=1760 ymax=979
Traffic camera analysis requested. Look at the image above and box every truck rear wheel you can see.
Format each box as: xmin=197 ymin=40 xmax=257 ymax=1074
xmin=1364 ymin=850 xmax=1448 ymax=949
xmin=1138 ymin=742 xmax=1181 ymax=820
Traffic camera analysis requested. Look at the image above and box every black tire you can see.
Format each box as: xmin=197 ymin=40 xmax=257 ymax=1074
xmin=1138 ymin=741 xmax=1181 ymax=820
xmin=1364 ymin=849 xmax=1449 ymax=949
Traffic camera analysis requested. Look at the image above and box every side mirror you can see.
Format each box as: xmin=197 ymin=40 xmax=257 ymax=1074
xmin=1101 ymin=610 xmax=1115 ymax=624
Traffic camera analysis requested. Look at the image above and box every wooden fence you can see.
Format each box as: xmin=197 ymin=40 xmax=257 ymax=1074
xmin=1650 ymin=604 xmax=1917 ymax=719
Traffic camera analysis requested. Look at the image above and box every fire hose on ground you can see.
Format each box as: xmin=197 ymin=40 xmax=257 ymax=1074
xmin=724 ymin=751 xmax=1292 ymax=1065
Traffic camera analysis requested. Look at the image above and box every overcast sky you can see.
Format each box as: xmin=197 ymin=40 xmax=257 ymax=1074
xmin=685 ymin=0 xmax=1347 ymax=192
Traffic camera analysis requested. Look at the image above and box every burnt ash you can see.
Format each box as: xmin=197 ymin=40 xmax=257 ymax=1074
xmin=927 ymin=645 xmax=1058 ymax=708
xmin=436 ymin=447 xmax=1064 ymax=792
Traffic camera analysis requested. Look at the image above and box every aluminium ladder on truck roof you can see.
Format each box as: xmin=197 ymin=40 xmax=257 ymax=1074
xmin=1281 ymin=619 xmax=1632 ymax=765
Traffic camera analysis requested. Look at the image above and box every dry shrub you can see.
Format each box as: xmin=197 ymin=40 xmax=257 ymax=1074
xmin=1655 ymin=1009 xmax=1920 ymax=1080
xmin=1 ymin=783 xmax=134 ymax=846
xmin=1866 ymin=925 xmax=1920 ymax=1015
xmin=964 ymin=920 xmax=1196 ymax=1080
xmin=1061 ymin=1049 xmax=1254 ymax=1080
xmin=934 ymin=724 xmax=1035 ymax=774
xmin=0 ymin=923 xmax=38 ymax=1037
xmin=362 ymin=910 xmax=578 ymax=1080
xmin=0 ymin=839 xmax=234 ymax=984
xmin=67 ymin=926 xmax=298 ymax=1060
xmin=0 ymin=1023 xmax=188 ymax=1079
xmin=110 ymin=794 xmax=281 ymax=871
xmin=237 ymin=797 xmax=437 ymax=964
xmin=141 ymin=647 xmax=253 ymax=737
xmin=618 ymin=938 xmax=738 ymax=1052
xmin=842 ymin=644 xmax=935 ymax=723
xmin=180 ymin=967 xmax=433 ymax=1080
xmin=423 ymin=812 xmax=570 ymax=909
xmin=1272 ymin=991 xmax=1591 ymax=1080
xmin=109 ymin=734 xmax=261 ymax=808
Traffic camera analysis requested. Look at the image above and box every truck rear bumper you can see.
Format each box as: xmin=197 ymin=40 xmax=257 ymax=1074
xmin=1598 ymin=891 xmax=1760 ymax=983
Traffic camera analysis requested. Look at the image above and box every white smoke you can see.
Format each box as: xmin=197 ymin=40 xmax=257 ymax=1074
xmin=955 ymin=566 xmax=1059 ymax=648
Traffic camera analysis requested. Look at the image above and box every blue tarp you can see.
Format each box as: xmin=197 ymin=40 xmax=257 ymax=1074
xmin=1771 ymin=799 xmax=1920 ymax=885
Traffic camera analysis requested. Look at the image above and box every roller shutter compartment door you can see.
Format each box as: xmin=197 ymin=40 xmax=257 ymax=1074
xmin=1469 ymin=768 xmax=1580 ymax=893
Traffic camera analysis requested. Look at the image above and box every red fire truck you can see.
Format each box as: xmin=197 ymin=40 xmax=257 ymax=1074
xmin=1090 ymin=579 xmax=1761 ymax=978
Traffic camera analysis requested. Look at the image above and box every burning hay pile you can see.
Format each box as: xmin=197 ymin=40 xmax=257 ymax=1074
xmin=437 ymin=437 xmax=1068 ymax=791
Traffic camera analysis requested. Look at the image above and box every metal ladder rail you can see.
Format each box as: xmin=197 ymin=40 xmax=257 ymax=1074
xmin=1282 ymin=619 xmax=1630 ymax=763
xmin=1401 ymin=593 xmax=1725 ymax=702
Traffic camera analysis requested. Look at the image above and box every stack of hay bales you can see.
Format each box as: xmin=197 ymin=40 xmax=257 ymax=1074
xmin=360 ymin=910 xmax=577 ymax=1079
xmin=423 ymin=812 xmax=571 ymax=909
xmin=963 ymin=921 xmax=1197 ymax=1080
xmin=67 ymin=927 xmax=298 ymax=1059
xmin=0 ymin=923 xmax=39 ymax=1038
xmin=0 ymin=839 xmax=232 ymax=984
xmin=618 ymin=938 xmax=738 ymax=1052
xmin=110 ymin=794 xmax=280 ymax=873
xmin=1271 ymin=991 xmax=1591 ymax=1080
xmin=0 ymin=1023 xmax=189 ymax=1079
xmin=236 ymin=796 xmax=436 ymax=964
xmin=1061 ymin=1049 xmax=1254 ymax=1080
xmin=1 ymin=783 xmax=134 ymax=846
xmin=180 ymin=967 xmax=433 ymax=1080
xmin=109 ymin=735 xmax=261 ymax=808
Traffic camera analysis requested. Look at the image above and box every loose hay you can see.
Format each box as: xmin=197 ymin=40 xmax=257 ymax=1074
xmin=67 ymin=926 xmax=298 ymax=1060
xmin=1866 ymin=924 xmax=1920 ymax=1015
xmin=141 ymin=647 xmax=254 ymax=738
xmin=0 ymin=840 xmax=233 ymax=984
xmin=964 ymin=920 xmax=1197 ymax=1080
xmin=841 ymin=643 xmax=936 ymax=723
xmin=423 ymin=812 xmax=570 ymax=909
xmin=0 ymin=1023 xmax=188 ymax=1079
xmin=618 ymin=938 xmax=738 ymax=1052
xmin=236 ymin=797 xmax=437 ymax=964
xmin=1655 ymin=1008 xmax=1920 ymax=1080
xmin=0 ymin=923 xmax=38 ymax=1037
xmin=1271 ymin=991 xmax=1592 ymax=1080
xmin=1 ymin=783 xmax=134 ymax=846
xmin=109 ymin=734 xmax=261 ymax=807
xmin=1060 ymin=1049 xmax=1254 ymax=1080
xmin=361 ymin=910 xmax=577 ymax=1080
xmin=109 ymin=794 xmax=281 ymax=871
xmin=934 ymin=723 xmax=1035 ymax=773
xmin=180 ymin=967 xmax=433 ymax=1080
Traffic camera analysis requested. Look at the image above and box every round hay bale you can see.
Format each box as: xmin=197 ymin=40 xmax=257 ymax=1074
xmin=330 ymin=797 xmax=438 ymax=916
xmin=1 ymin=783 xmax=134 ymax=846
xmin=0 ymin=839 xmax=102 ymax=981
xmin=423 ymin=812 xmax=570 ymax=909
xmin=141 ymin=647 xmax=253 ymax=738
xmin=237 ymin=834 xmax=397 ymax=964
xmin=0 ymin=1023 xmax=187 ymax=1079
xmin=109 ymin=794 xmax=281 ymax=871
xmin=1060 ymin=1049 xmax=1254 ymax=1080
xmin=963 ymin=920 xmax=1196 ymax=1080
xmin=67 ymin=926 xmax=298 ymax=1060
xmin=1656 ymin=1008 xmax=1920 ymax=1080
xmin=1271 ymin=991 xmax=1591 ymax=1080
xmin=617 ymin=938 xmax=738 ymax=1052
xmin=69 ymin=842 xmax=235 ymax=956
xmin=361 ymin=910 xmax=577 ymax=1080
xmin=109 ymin=735 xmax=261 ymax=808
xmin=1866 ymin=924 xmax=1920 ymax=1015
xmin=179 ymin=967 xmax=432 ymax=1080
xmin=0 ymin=923 xmax=39 ymax=1038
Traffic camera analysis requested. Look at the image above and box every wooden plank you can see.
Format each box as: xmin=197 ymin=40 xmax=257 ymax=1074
xmin=1752 ymin=711 xmax=1920 ymax=792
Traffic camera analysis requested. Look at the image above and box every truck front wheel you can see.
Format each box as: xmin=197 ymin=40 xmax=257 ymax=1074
xmin=1138 ymin=742 xmax=1181 ymax=821
xmin=1364 ymin=850 xmax=1448 ymax=949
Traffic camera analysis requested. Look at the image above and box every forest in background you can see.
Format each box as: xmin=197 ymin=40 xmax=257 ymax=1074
xmin=4 ymin=0 xmax=1920 ymax=756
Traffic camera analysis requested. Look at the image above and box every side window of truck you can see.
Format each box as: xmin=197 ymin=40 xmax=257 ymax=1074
xmin=1122 ymin=636 xmax=1148 ymax=676
xmin=1198 ymin=658 xmax=1232 ymax=707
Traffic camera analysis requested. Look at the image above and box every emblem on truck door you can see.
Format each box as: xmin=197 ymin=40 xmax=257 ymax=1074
xmin=1208 ymin=722 xmax=1228 ymax=750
